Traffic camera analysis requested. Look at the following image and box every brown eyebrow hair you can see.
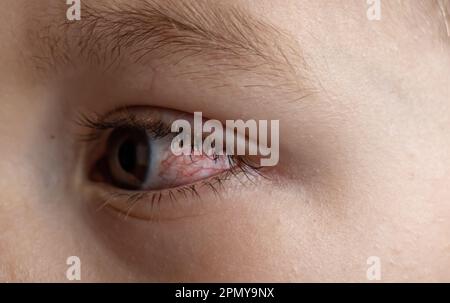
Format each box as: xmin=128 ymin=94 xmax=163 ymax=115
xmin=29 ymin=0 xmax=313 ymax=96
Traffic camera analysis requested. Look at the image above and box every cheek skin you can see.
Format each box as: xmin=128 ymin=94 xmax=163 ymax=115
xmin=156 ymin=151 xmax=231 ymax=187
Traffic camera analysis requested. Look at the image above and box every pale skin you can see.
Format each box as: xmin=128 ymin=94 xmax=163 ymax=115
xmin=0 ymin=0 xmax=449 ymax=282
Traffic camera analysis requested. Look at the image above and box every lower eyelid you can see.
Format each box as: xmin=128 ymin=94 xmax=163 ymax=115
xmin=82 ymin=159 xmax=266 ymax=222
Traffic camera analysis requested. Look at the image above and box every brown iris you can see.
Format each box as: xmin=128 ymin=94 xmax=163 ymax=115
xmin=106 ymin=127 xmax=152 ymax=190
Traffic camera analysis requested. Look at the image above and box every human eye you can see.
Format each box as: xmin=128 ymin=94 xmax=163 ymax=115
xmin=77 ymin=106 xmax=264 ymax=221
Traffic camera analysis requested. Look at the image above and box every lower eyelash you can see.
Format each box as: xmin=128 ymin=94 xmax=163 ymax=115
xmin=97 ymin=155 xmax=267 ymax=221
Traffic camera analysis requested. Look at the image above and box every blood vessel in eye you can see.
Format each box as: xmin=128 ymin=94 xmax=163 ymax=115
xmin=157 ymin=153 xmax=230 ymax=186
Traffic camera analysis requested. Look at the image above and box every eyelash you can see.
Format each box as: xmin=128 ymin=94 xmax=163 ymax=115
xmin=76 ymin=109 xmax=266 ymax=218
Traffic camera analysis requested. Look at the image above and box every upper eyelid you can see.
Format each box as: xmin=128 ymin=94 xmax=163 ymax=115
xmin=75 ymin=108 xmax=172 ymax=142
xmin=76 ymin=107 xmax=266 ymax=153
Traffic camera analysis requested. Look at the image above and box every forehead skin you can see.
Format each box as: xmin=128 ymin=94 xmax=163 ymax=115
xmin=0 ymin=0 xmax=449 ymax=282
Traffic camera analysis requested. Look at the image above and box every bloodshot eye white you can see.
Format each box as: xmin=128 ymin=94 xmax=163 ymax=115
xmin=170 ymin=112 xmax=280 ymax=167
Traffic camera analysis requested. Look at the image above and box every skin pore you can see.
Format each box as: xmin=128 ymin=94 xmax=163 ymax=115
xmin=0 ymin=0 xmax=449 ymax=282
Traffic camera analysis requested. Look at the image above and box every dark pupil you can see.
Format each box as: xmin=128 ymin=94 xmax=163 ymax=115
xmin=107 ymin=128 xmax=151 ymax=190
xmin=118 ymin=139 xmax=137 ymax=173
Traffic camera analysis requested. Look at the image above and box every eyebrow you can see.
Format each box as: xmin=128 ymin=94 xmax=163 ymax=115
xmin=31 ymin=0 xmax=314 ymax=96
